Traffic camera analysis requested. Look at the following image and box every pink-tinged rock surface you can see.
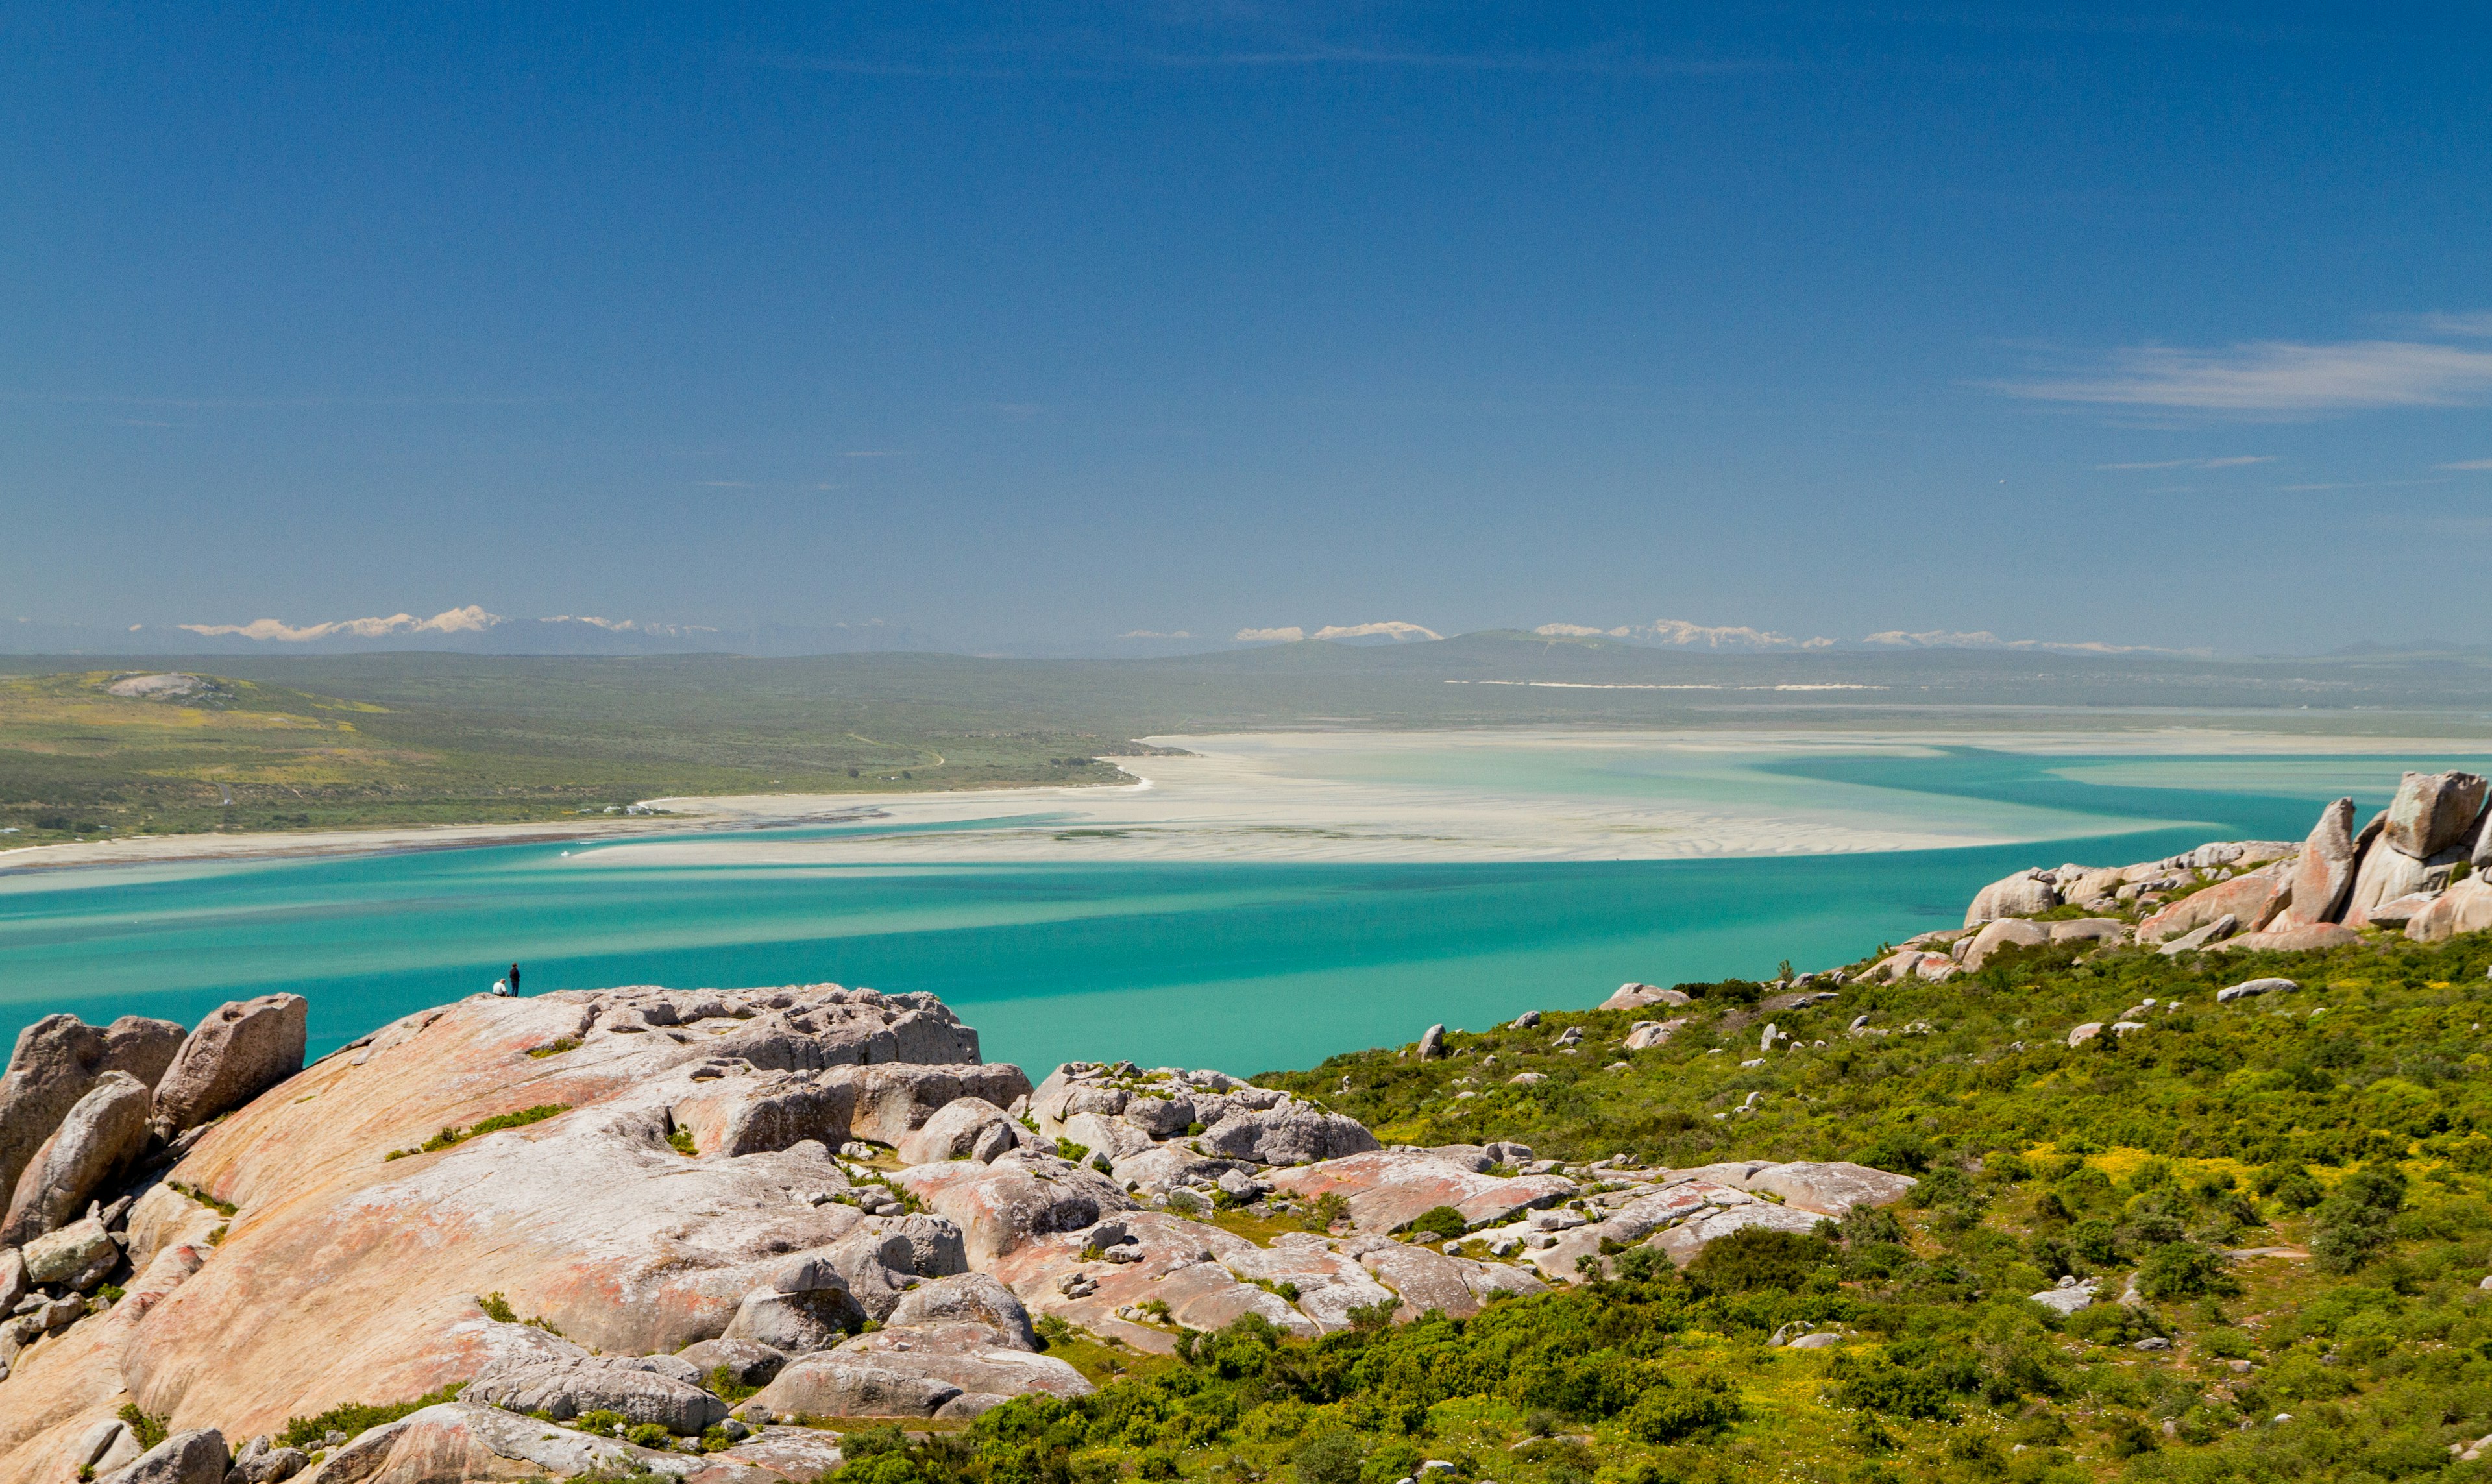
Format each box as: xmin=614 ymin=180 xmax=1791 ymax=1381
xmin=2408 ymin=877 xmax=2492 ymax=942
xmin=2280 ymin=799 xmax=2360 ymax=927
xmin=2137 ymin=869 xmax=2290 ymax=943
xmin=1219 ymin=1234 xmax=1397 ymax=1330
xmin=1338 ymin=1236 xmax=1546 ymax=1317
xmin=1265 ymin=1151 xmax=1575 ymax=1234
xmin=1963 ymin=870 xmax=2058 ymax=927
xmin=1960 ymin=918 xmax=2047 ymax=970
xmin=2343 ymin=844 xmax=2433 ymax=928
xmin=0 ymin=1241 xmax=208 ymax=1484
xmin=1745 ymin=1162 xmax=1916 ymax=1216
xmin=2381 ymin=770 xmax=2488 ymax=859
xmin=988 ymin=1213 xmax=1312 ymax=1352
xmin=1650 ymin=1203 xmax=1829 ymax=1263
xmin=2216 ymin=923 xmax=2361 ymax=953
xmin=1598 ymin=984 xmax=1691 ymax=1012
xmin=894 ymin=1152 xmax=1135 ymax=1267
xmin=0 ymin=984 xmax=1012 ymax=1481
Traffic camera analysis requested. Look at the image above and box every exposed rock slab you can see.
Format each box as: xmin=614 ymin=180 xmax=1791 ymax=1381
xmin=306 ymin=1402 xmax=697 ymax=1484
xmin=1264 ymin=1150 xmax=1575 ymax=1234
xmin=2408 ymin=877 xmax=2492 ymax=942
xmin=895 ymin=1151 xmax=1136 ymax=1267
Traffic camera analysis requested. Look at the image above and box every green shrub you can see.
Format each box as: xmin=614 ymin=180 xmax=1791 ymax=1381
xmin=117 ymin=1405 xmax=167 ymax=1450
xmin=1405 ymin=1205 xmax=1467 ymax=1239
xmin=1293 ymin=1430 xmax=1363 ymax=1484
xmin=2136 ymin=1241 xmax=2240 ymax=1300
xmin=2313 ymin=1165 xmax=2406 ymax=1272
xmin=280 ymin=1384 xmax=466 ymax=1448
xmin=666 ymin=1125 xmax=698 ymax=1156
xmin=1621 ymin=1380 xmax=1742 ymax=1443
xmin=1685 ymin=1226 xmax=1830 ymax=1293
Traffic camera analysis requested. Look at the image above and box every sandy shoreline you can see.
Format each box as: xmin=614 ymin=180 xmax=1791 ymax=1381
xmin=6 ymin=725 xmax=2484 ymax=877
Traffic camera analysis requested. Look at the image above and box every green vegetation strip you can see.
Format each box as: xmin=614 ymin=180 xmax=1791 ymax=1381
xmin=387 ymin=1104 xmax=568 ymax=1160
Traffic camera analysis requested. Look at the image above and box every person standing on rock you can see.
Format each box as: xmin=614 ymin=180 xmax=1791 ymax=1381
xmin=509 ymin=962 xmax=522 ymax=995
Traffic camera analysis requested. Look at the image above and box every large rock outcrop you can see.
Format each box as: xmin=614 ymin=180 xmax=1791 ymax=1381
xmin=0 ymin=1015 xmax=183 ymax=1211
xmin=0 ymin=983 xmax=1025 ymax=1478
xmin=1 ymin=1071 xmax=153 ymax=1247
xmin=149 ymin=995 xmax=308 ymax=1138
xmin=1964 ymin=870 xmax=2058 ymax=927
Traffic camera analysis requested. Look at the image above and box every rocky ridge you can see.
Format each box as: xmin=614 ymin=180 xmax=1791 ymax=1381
xmin=0 ymin=971 xmax=1924 ymax=1484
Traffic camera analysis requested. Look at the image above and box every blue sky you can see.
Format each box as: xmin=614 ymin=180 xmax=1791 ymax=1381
xmin=5 ymin=3 xmax=2490 ymax=655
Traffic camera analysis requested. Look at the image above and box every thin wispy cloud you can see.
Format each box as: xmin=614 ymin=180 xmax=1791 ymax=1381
xmin=2095 ymin=456 xmax=2275 ymax=470
xmin=2437 ymin=459 xmax=2492 ymax=470
xmin=1995 ymin=339 xmax=2492 ymax=416
xmin=2397 ymin=311 xmax=2492 ymax=338
xmin=840 ymin=450 xmax=903 ymax=458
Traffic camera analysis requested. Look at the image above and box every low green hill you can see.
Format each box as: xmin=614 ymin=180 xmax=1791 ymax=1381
xmin=848 ymin=929 xmax=2492 ymax=1484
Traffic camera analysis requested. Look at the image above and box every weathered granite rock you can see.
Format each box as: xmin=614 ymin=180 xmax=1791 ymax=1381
xmin=2280 ymin=799 xmax=2361 ymax=927
xmin=744 ymin=1354 xmax=963 ymax=1419
xmin=2216 ymin=923 xmax=2360 ymax=953
xmin=1746 ymin=1162 xmax=1916 ymax=1216
xmin=2363 ymin=891 xmax=2440 ymax=928
xmin=222 ymin=1435 xmax=308 ymax=1484
xmin=674 ymin=1337 xmax=787 ymax=1389
xmin=1197 ymin=1104 xmax=1379 ymax=1166
xmin=2138 ymin=870 xmax=2290 ymax=943
xmin=2028 ymin=1277 xmax=2097 ymax=1316
xmin=1339 ymin=1235 xmax=1546 ymax=1318
xmin=1964 ymin=870 xmax=2058 ymax=927
xmin=1622 ymin=1019 xmax=1687 ymax=1051
xmin=841 ymin=1064 xmax=1034 ymax=1147
xmin=2067 ymin=1022 xmax=2104 ymax=1048
xmin=463 ymin=1354 xmax=729 ymax=1433
xmin=988 ymin=1212 xmax=1314 ymax=1350
xmin=97 ymin=1429 xmax=226 ymax=1484
xmin=2048 ymin=918 xmax=2131 ymax=945
xmin=1961 ymin=918 xmax=2049 ymax=971
xmin=2157 ymin=917 xmax=2236 ymax=955
xmin=1598 ymin=984 xmax=1692 ymax=1012
xmin=2344 ymin=842 xmax=2434 ymax=927
xmin=886 ymin=1273 xmax=1037 ymax=1350
xmin=2408 ymin=875 xmax=2492 ymax=942
xmin=720 ymin=1257 xmax=870 ymax=1354
xmin=1265 ymin=1150 xmax=1574 ymax=1234
xmin=1417 ymin=1025 xmax=1446 ymax=1060
xmin=308 ymin=1402 xmax=697 ymax=1484
xmin=1222 ymin=1235 xmax=1399 ymax=1329
xmin=1 ymin=1071 xmax=154 ymax=1247
xmin=21 ymin=1215 xmax=121 ymax=1291
xmin=151 ymin=996 xmax=308 ymax=1139
xmin=668 ymin=1073 xmax=857 ymax=1160
xmin=2382 ymin=771 xmax=2487 ymax=858
xmin=1 ymin=987 xmax=1015 ymax=1460
xmin=0 ymin=1016 xmax=180 ymax=1215
xmin=820 ymin=1323 xmax=1091 ymax=1407
xmin=895 ymin=1152 xmax=1136 ymax=1267
xmin=1651 ymin=1203 xmax=1828 ymax=1263
xmin=897 ymin=1098 xmax=1023 ymax=1166
xmin=710 ymin=1426 xmax=848 ymax=1483
xmin=0 ymin=1247 xmax=24 ymax=1312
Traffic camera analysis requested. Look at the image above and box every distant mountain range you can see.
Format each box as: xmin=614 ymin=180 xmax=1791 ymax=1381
xmin=1 ymin=605 xmax=2457 ymax=662
xmin=3 ymin=608 xmax=935 ymax=657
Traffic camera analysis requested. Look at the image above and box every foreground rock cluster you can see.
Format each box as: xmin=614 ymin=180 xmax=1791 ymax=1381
xmin=0 ymin=975 xmax=1921 ymax=1484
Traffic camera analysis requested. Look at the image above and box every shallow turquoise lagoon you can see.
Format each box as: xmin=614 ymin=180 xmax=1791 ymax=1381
xmin=3 ymin=748 xmax=2481 ymax=1076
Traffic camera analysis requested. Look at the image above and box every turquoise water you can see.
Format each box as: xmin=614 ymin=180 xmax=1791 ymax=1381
xmin=3 ymin=748 xmax=2481 ymax=1077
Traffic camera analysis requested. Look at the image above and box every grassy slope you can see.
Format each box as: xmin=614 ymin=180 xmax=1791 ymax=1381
xmin=855 ymin=927 xmax=2492 ymax=1484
